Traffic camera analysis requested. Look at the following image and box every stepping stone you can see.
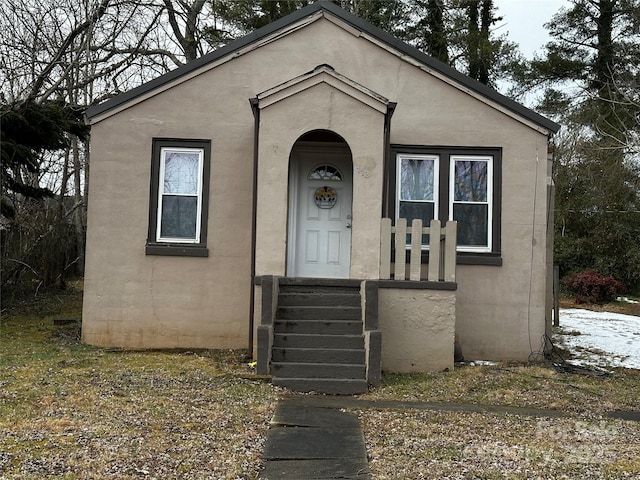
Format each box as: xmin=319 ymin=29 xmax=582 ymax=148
xmin=271 ymin=404 xmax=362 ymax=429
xmin=262 ymin=400 xmax=371 ymax=479
xmin=263 ymin=427 xmax=366 ymax=459
xmin=263 ymin=458 xmax=370 ymax=478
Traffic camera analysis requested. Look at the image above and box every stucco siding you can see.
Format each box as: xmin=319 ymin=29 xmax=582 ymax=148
xmin=83 ymin=91 xmax=254 ymax=349
xmin=84 ymin=14 xmax=551 ymax=358
xmin=378 ymin=288 xmax=456 ymax=372
xmin=255 ymin=81 xmax=386 ymax=280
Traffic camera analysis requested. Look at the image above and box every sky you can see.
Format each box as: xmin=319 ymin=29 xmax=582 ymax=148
xmin=493 ymin=0 xmax=572 ymax=59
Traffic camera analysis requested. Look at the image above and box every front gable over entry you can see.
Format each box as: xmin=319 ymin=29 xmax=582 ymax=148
xmin=257 ymin=64 xmax=389 ymax=114
xmin=253 ymin=65 xmax=392 ymax=279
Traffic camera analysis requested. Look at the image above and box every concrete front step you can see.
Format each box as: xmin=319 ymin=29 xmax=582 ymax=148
xmin=278 ymin=277 xmax=361 ymax=292
xmin=271 ymin=362 xmax=366 ymax=379
xmin=272 ymin=378 xmax=368 ymax=395
xmin=269 ymin=278 xmax=369 ymax=395
xmin=276 ymin=306 xmax=361 ymax=320
xmin=274 ymin=320 xmax=362 ymax=335
xmin=272 ymin=347 xmax=366 ymax=364
xmin=277 ymin=292 xmax=361 ymax=307
xmin=273 ymin=333 xmax=364 ymax=349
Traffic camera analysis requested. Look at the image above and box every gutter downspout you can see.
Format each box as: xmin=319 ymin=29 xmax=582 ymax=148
xmin=382 ymin=102 xmax=397 ymax=218
xmin=248 ymin=97 xmax=260 ymax=356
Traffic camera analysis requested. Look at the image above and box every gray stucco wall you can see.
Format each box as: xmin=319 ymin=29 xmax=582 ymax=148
xmin=83 ymin=13 xmax=550 ymax=360
xmin=378 ymin=288 xmax=456 ymax=372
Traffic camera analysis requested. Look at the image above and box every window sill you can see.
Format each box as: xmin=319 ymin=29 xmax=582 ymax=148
xmin=456 ymin=253 xmax=502 ymax=266
xmin=145 ymin=243 xmax=209 ymax=257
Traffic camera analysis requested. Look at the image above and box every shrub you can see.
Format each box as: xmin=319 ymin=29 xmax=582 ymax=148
xmin=562 ymin=270 xmax=626 ymax=304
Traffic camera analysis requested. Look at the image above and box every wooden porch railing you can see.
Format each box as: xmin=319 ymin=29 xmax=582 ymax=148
xmin=380 ymin=218 xmax=457 ymax=282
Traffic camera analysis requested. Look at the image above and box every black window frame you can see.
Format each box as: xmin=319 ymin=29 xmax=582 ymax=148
xmin=146 ymin=138 xmax=211 ymax=257
xmin=389 ymin=145 xmax=502 ymax=266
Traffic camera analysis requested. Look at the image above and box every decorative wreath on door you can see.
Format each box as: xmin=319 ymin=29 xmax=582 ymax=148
xmin=314 ymin=186 xmax=337 ymax=209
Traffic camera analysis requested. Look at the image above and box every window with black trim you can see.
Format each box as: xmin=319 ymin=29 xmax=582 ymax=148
xmin=146 ymin=138 xmax=211 ymax=257
xmin=390 ymin=146 xmax=501 ymax=264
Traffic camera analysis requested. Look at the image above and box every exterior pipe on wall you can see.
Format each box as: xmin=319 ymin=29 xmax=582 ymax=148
xmin=249 ymin=97 xmax=260 ymax=355
xmin=382 ymin=102 xmax=397 ymax=218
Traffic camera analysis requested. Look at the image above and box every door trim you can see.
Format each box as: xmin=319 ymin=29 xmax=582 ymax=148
xmin=286 ymin=154 xmax=300 ymax=276
xmin=287 ymin=142 xmax=352 ymax=278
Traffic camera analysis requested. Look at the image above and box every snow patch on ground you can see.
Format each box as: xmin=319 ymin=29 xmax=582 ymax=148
xmin=555 ymin=309 xmax=640 ymax=370
xmin=466 ymin=360 xmax=499 ymax=366
xmin=616 ymin=296 xmax=639 ymax=304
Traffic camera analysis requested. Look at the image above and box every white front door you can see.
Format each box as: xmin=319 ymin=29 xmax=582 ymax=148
xmin=288 ymin=147 xmax=352 ymax=278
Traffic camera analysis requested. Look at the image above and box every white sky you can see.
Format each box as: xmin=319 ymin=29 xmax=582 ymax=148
xmin=493 ymin=0 xmax=572 ymax=58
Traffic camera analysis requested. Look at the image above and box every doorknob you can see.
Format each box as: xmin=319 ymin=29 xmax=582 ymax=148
xmin=346 ymin=223 xmax=351 ymax=229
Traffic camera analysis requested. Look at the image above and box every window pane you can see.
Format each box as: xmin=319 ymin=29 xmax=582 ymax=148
xmin=400 ymin=201 xmax=434 ymax=245
xmin=453 ymin=203 xmax=488 ymax=246
xmin=164 ymin=152 xmax=200 ymax=194
xmin=454 ymin=160 xmax=487 ymax=202
xmin=399 ymin=201 xmax=435 ymax=224
xmin=160 ymin=195 xmax=198 ymax=239
xmin=401 ymin=158 xmax=434 ymax=201
xmin=309 ymin=164 xmax=342 ymax=181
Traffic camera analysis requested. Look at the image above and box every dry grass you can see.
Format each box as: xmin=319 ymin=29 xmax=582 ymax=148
xmin=359 ymin=409 xmax=640 ymax=479
xmin=357 ymin=363 xmax=640 ymax=478
xmin=360 ymin=363 xmax=640 ymax=416
xmin=559 ymin=295 xmax=640 ymax=317
xmin=1 ymin=287 xmax=639 ymax=479
xmin=356 ymin=292 xmax=640 ymax=479
xmin=1 ymin=287 xmax=279 ymax=479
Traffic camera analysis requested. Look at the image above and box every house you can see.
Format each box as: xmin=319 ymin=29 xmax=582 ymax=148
xmin=83 ymin=1 xmax=559 ymax=394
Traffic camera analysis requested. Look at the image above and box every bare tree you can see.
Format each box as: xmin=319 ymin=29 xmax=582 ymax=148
xmin=0 ymin=0 xmax=190 ymax=288
xmin=162 ymin=0 xmax=209 ymax=63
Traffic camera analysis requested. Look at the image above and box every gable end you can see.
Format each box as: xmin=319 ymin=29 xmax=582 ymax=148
xmin=86 ymin=1 xmax=559 ymax=135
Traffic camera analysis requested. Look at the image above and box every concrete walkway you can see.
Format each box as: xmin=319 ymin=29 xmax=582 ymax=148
xmin=289 ymin=395 xmax=640 ymax=421
xmin=262 ymin=399 xmax=371 ymax=479
xmin=281 ymin=395 xmax=571 ymax=418
xmin=261 ymin=395 xmax=640 ymax=479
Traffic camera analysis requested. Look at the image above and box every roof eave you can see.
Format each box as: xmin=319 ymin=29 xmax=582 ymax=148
xmin=85 ymin=2 xmax=325 ymax=120
xmin=316 ymin=1 xmax=560 ymax=134
xmin=86 ymin=0 xmax=560 ymax=134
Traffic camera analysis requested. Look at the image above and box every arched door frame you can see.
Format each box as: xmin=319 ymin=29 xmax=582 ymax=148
xmin=286 ymin=131 xmax=353 ymax=278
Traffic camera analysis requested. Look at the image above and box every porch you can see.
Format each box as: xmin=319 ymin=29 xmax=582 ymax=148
xmin=254 ymin=219 xmax=458 ymax=394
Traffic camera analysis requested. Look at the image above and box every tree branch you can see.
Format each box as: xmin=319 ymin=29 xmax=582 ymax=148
xmin=27 ymin=0 xmax=112 ymax=102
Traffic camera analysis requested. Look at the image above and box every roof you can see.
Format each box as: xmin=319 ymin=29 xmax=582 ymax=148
xmin=85 ymin=0 xmax=560 ymax=134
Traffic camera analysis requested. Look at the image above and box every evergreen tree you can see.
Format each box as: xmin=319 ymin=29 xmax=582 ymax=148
xmin=205 ymin=1 xmax=312 ymax=45
xmin=520 ymin=0 xmax=640 ymax=290
xmin=205 ymin=0 xmax=410 ymax=44
xmin=341 ymin=0 xmax=409 ymax=35
xmin=405 ymin=0 xmax=450 ymax=63
xmin=529 ymin=0 xmax=639 ymax=142
xmin=449 ymin=0 xmax=515 ymax=87
xmin=1 ymin=100 xmax=88 ymax=212
xmin=1 ymin=100 xmax=89 ymax=292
